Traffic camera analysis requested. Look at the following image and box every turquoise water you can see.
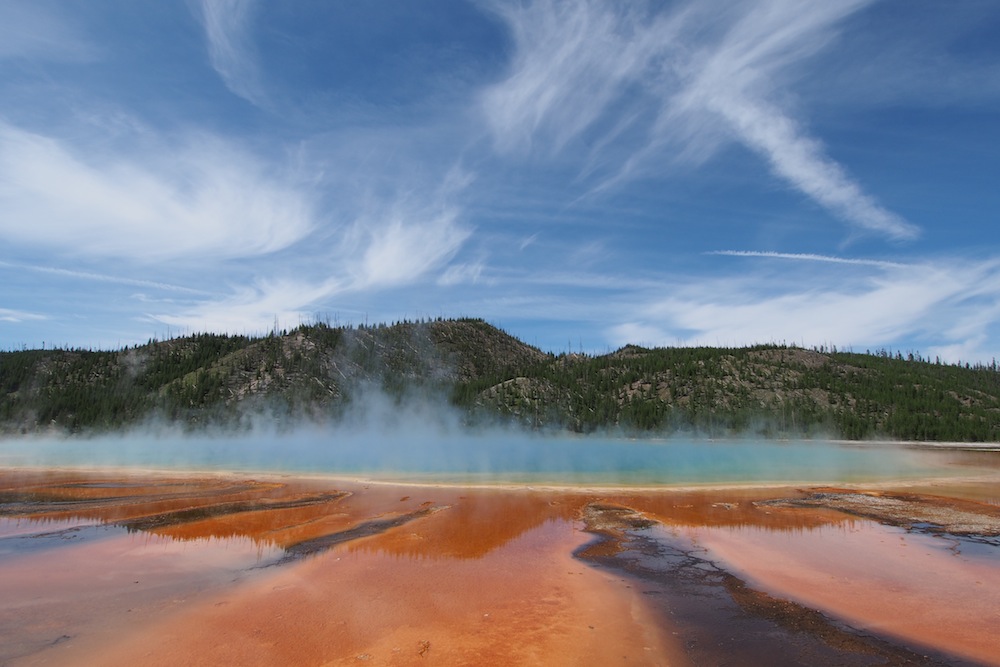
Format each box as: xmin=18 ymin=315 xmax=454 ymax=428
xmin=1 ymin=431 xmax=991 ymax=486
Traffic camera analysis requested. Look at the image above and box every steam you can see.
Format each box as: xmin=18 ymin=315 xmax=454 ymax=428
xmin=0 ymin=388 xmax=948 ymax=486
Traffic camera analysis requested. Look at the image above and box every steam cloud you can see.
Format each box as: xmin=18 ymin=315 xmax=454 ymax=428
xmin=0 ymin=387 xmax=937 ymax=486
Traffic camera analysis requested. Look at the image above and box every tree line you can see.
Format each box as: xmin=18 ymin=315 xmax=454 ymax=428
xmin=3 ymin=321 xmax=1000 ymax=441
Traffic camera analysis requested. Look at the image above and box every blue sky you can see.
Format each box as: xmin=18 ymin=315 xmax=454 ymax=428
xmin=2 ymin=1 xmax=999 ymax=362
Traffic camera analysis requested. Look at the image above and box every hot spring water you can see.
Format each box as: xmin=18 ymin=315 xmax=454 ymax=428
xmin=0 ymin=431 xmax=990 ymax=486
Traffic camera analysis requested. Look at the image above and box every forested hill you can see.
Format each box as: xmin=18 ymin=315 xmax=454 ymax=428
xmin=3 ymin=318 xmax=1000 ymax=442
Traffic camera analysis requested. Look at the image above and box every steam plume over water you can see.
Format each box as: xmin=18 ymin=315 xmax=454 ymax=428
xmin=1 ymin=387 xmax=983 ymax=485
xmin=0 ymin=428 xmax=962 ymax=487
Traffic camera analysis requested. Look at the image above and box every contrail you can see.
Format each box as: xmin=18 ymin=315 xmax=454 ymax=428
xmin=708 ymin=250 xmax=909 ymax=269
xmin=0 ymin=260 xmax=215 ymax=295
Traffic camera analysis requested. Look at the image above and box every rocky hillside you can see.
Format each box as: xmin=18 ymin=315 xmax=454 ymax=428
xmin=461 ymin=344 xmax=1000 ymax=441
xmin=3 ymin=319 xmax=1000 ymax=441
xmin=0 ymin=319 xmax=544 ymax=434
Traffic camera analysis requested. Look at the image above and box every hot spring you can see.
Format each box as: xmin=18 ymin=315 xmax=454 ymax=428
xmin=1 ymin=432 xmax=993 ymax=486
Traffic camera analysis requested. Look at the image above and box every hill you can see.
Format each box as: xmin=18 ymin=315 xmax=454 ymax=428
xmin=2 ymin=319 xmax=1000 ymax=441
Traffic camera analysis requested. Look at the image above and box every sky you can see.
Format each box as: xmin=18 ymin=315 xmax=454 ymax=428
xmin=1 ymin=0 xmax=999 ymax=363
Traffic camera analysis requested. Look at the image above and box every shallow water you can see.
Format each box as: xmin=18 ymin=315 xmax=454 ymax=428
xmin=3 ymin=437 xmax=999 ymax=665
xmin=1 ymin=433 xmax=994 ymax=487
xmin=690 ymin=520 xmax=1000 ymax=664
xmin=2 ymin=467 xmax=1000 ymax=665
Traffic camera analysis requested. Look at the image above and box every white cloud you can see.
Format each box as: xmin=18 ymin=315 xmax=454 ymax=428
xmin=709 ymin=250 xmax=908 ymax=269
xmin=689 ymin=92 xmax=918 ymax=241
xmin=926 ymin=339 xmax=989 ymax=366
xmin=150 ymin=209 xmax=471 ymax=333
xmin=606 ymin=258 xmax=1000 ymax=362
xmin=354 ymin=206 xmax=471 ymax=289
xmin=482 ymin=0 xmax=917 ymax=240
xmin=606 ymin=321 xmax=670 ymax=349
xmin=150 ymin=204 xmax=471 ymax=334
xmin=438 ymin=261 xmax=486 ymax=287
xmin=480 ymin=0 xmax=677 ymax=155
xmin=0 ymin=307 xmax=46 ymax=323
xmin=0 ymin=122 xmax=315 ymax=262
xmin=519 ymin=233 xmax=539 ymax=251
xmin=196 ymin=0 xmax=267 ymax=108
xmin=148 ymin=174 xmax=475 ymax=333
xmin=152 ymin=277 xmax=342 ymax=335
xmin=656 ymin=278 xmax=947 ymax=346
xmin=0 ymin=260 xmax=214 ymax=295
xmin=322 ymin=165 xmax=475 ymax=291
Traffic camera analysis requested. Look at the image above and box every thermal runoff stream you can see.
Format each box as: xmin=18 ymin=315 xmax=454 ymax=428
xmin=2 ymin=436 xmax=999 ymax=666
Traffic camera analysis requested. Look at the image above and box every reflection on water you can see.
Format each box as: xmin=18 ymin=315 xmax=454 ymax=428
xmin=0 ymin=470 xmax=964 ymax=563
xmin=3 ymin=458 xmax=1000 ymax=562
xmin=344 ymin=493 xmax=579 ymax=561
xmin=689 ymin=519 xmax=1000 ymax=665
xmin=1 ymin=472 xmax=582 ymax=561
xmin=0 ymin=473 xmax=345 ymax=551
xmin=3 ymin=463 xmax=1000 ymax=666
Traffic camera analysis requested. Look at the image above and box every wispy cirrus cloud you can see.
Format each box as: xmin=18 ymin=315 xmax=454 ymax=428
xmin=354 ymin=206 xmax=470 ymax=289
xmin=151 ymin=205 xmax=472 ymax=334
xmin=0 ymin=307 xmax=46 ymax=323
xmin=483 ymin=0 xmax=918 ymax=240
xmin=338 ymin=165 xmax=476 ymax=290
xmin=0 ymin=121 xmax=315 ymax=262
xmin=151 ymin=277 xmax=342 ymax=335
xmin=0 ymin=103 xmax=478 ymax=337
xmin=0 ymin=260 xmax=215 ymax=295
xmin=438 ymin=261 xmax=486 ymax=287
xmin=607 ymin=257 xmax=1000 ymax=362
xmin=480 ymin=0 xmax=679 ymax=155
xmin=149 ymin=170 xmax=475 ymax=333
xmin=2 ymin=1 xmax=995 ymax=362
xmin=709 ymin=250 xmax=908 ymax=269
xmin=195 ymin=0 xmax=267 ymax=108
